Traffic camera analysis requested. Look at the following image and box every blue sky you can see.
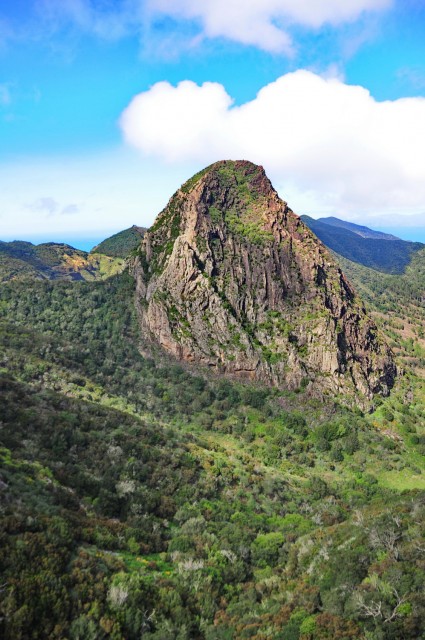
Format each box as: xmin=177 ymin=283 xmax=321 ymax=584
xmin=1 ymin=0 xmax=425 ymax=247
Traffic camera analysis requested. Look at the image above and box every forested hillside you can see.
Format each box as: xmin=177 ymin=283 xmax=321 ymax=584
xmin=91 ymin=226 xmax=146 ymax=258
xmin=1 ymin=270 xmax=425 ymax=639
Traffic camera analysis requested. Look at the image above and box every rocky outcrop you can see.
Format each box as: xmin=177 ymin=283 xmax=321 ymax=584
xmin=131 ymin=160 xmax=396 ymax=403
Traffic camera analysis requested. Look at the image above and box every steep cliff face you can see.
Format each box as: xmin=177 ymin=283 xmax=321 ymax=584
xmin=132 ymin=160 xmax=396 ymax=402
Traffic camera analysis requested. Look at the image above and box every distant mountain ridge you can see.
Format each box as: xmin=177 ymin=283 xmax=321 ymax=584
xmin=301 ymin=215 xmax=423 ymax=274
xmin=0 ymin=225 xmax=146 ymax=282
xmin=317 ymin=216 xmax=399 ymax=240
xmin=0 ymin=239 xmax=123 ymax=282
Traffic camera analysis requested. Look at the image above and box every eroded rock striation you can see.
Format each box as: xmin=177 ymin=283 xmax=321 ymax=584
xmin=132 ymin=160 xmax=396 ymax=402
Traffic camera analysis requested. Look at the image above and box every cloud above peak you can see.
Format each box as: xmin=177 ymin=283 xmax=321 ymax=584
xmin=120 ymin=70 xmax=425 ymax=217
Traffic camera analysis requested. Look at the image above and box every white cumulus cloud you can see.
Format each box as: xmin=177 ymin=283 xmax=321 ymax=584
xmin=120 ymin=70 xmax=425 ymax=218
xmin=121 ymin=80 xmax=234 ymax=162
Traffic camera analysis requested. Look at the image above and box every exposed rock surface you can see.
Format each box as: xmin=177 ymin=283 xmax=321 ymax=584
xmin=131 ymin=160 xmax=396 ymax=403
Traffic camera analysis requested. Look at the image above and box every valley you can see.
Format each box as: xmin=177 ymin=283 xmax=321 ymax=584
xmin=1 ymin=164 xmax=425 ymax=640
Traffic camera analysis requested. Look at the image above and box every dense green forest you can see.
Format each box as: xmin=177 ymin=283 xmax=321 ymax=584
xmin=1 ymin=270 xmax=425 ymax=639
